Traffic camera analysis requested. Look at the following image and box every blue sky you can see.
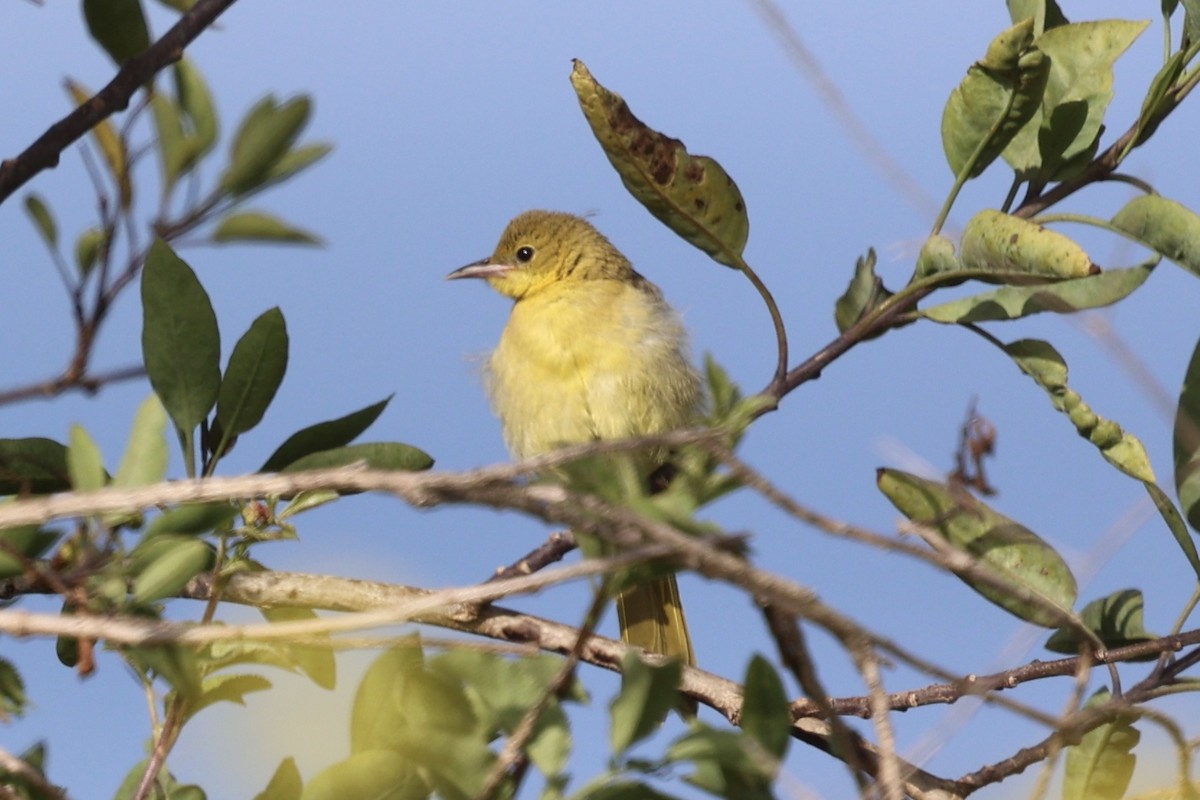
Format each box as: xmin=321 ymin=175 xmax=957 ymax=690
xmin=4 ymin=2 xmax=1200 ymax=798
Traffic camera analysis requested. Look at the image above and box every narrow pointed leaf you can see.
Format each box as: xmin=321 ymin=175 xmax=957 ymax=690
xmin=66 ymin=78 xmax=132 ymax=208
xmin=221 ymin=96 xmax=312 ymax=195
xmin=1046 ymin=589 xmax=1157 ymax=655
xmin=835 ymin=249 xmax=892 ymax=333
xmin=1112 ymin=194 xmax=1200 ymax=277
xmin=1062 ymin=689 xmax=1139 ymax=800
xmin=114 ymin=394 xmax=169 ymax=489
xmin=131 ymin=536 xmax=213 ymax=604
xmin=67 ymin=424 xmax=107 ymax=493
xmin=22 ymin=194 xmax=57 ymax=248
xmin=212 ymin=211 xmax=321 ymax=245
xmin=1130 ymin=49 xmax=1186 ymax=148
xmin=173 ymin=57 xmax=218 ymax=157
xmin=1004 ymin=339 xmax=1155 ymax=482
xmin=150 ymin=92 xmax=190 ymax=192
xmin=259 ymin=143 xmax=332 ymax=190
xmin=261 ymin=396 xmax=392 ymax=472
xmin=1007 ymin=0 xmax=1068 ymax=34
xmin=1145 ymin=481 xmax=1200 ymax=581
xmin=877 ymin=468 xmax=1078 ymax=626
xmin=610 ymin=652 xmax=684 ymax=754
xmin=141 ymin=240 xmax=221 ymax=434
xmin=1171 ymin=330 xmax=1200 ymax=558
xmin=0 ymin=656 xmax=27 ymax=718
xmin=216 ymin=307 xmax=289 ymax=441
xmin=146 ymin=502 xmax=237 ymax=537
xmin=280 ymin=442 xmax=433 ymax=473
xmin=571 ymin=60 xmax=749 ymax=268
xmin=83 ymin=0 xmax=150 ymax=65
xmin=941 ymin=18 xmax=1049 ymax=179
xmin=253 ymin=757 xmax=302 ymax=800
xmin=920 ymin=261 xmax=1154 ymax=323
xmin=740 ymin=655 xmax=790 ymax=761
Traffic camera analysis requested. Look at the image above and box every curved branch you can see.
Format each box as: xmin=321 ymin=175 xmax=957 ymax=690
xmin=0 ymin=0 xmax=241 ymax=205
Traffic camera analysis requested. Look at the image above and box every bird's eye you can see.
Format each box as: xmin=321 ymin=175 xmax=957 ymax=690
xmin=516 ymin=246 xmax=535 ymax=263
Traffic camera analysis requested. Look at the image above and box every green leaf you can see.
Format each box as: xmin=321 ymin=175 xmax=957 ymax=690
xmin=141 ymin=239 xmax=221 ymax=435
xmin=215 ymin=307 xmax=289 ymax=446
xmin=920 ymin=261 xmax=1154 ymax=323
xmin=68 ymin=424 xmax=107 ymax=493
xmin=569 ymin=779 xmax=680 ymax=800
xmin=82 ymin=0 xmax=150 ymax=65
xmin=666 ymin=727 xmax=773 ymax=800
xmin=253 ymin=758 xmax=303 ymax=800
xmin=150 ymin=92 xmax=191 ymax=192
xmin=351 ymin=642 xmax=425 ymax=753
xmin=1145 ymin=481 xmax=1200 ymax=582
xmin=1062 ymin=689 xmax=1139 ymax=800
xmin=0 ymin=438 xmax=71 ymax=495
xmin=1004 ymin=339 xmax=1155 ymax=482
xmin=835 ymin=249 xmax=892 ymax=333
xmin=281 ymin=442 xmax=433 ymax=473
xmin=212 ymin=212 xmax=321 ymax=246
xmin=570 ymin=60 xmax=749 ymax=268
xmin=0 ymin=525 xmax=58 ymax=578
xmin=75 ymin=227 xmax=108 ymax=277
xmin=259 ymin=143 xmax=332 ymax=190
xmin=277 ymin=490 xmax=340 ymax=520
xmin=1002 ymin=21 xmax=1147 ymax=181
xmin=184 ymin=672 xmax=272 ymax=721
xmin=610 ymin=651 xmax=684 ymax=754
xmin=1112 ymin=194 xmax=1200 ymax=277
xmin=914 ymin=234 xmax=960 ymax=278
xmin=127 ymin=643 xmax=203 ymax=700
xmin=221 ymin=96 xmax=312 ymax=195
xmin=1171 ymin=333 xmax=1200 ymax=578
xmin=23 ymin=194 xmax=57 ymax=248
xmin=0 ymin=656 xmax=28 ymax=719
xmin=261 ymin=606 xmax=336 ymax=690
xmin=131 ymin=536 xmax=214 ymax=604
xmin=959 ymin=209 xmax=1096 ymax=280
xmin=1129 ymin=49 xmax=1186 ymax=149
xmin=1046 ymin=589 xmax=1158 ymax=655
xmin=114 ymin=394 xmax=169 ymax=489
xmin=173 ymin=57 xmax=218 ymax=158
xmin=302 ymin=750 xmax=426 ymax=800
xmin=66 ymin=78 xmax=132 ymax=209
xmin=146 ymin=502 xmax=238 ymax=537
xmin=877 ymin=468 xmax=1078 ymax=626
xmin=1007 ymin=0 xmax=1068 ymax=34
xmin=261 ymin=396 xmax=392 ymax=472
xmin=941 ymin=18 xmax=1049 ymax=179
xmin=740 ymin=655 xmax=790 ymax=761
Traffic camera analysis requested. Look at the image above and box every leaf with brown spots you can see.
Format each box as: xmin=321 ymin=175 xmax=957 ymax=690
xmin=570 ymin=60 xmax=749 ymax=269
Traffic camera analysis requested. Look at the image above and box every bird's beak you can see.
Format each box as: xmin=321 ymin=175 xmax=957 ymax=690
xmin=446 ymin=258 xmax=514 ymax=281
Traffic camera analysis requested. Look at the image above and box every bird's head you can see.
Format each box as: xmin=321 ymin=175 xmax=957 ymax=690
xmin=448 ymin=210 xmax=634 ymax=300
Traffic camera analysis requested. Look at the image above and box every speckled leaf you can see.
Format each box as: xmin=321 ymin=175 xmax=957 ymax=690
xmin=941 ymin=18 xmax=1049 ymax=179
xmin=1003 ymin=20 xmax=1148 ymax=181
xmin=571 ymin=60 xmax=748 ymax=268
xmin=959 ymin=209 xmax=1096 ymax=280
xmin=877 ymin=468 xmax=1077 ymax=626
xmin=1062 ymin=689 xmax=1139 ymax=800
xmin=1045 ymin=588 xmax=1157 ymax=655
xmin=1007 ymin=0 xmax=1068 ymax=34
xmin=1113 ymin=194 xmax=1200 ymax=277
xmin=1005 ymin=339 xmax=1155 ymax=482
xmin=921 ymin=261 xmax=1153 ymax=323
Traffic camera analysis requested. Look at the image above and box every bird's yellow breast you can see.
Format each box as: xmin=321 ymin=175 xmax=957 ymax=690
xmin=487 ymin=278 xmax=702 ymax=458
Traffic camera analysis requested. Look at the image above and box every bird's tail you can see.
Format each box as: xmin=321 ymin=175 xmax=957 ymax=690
xmin=616 ymin=575 xmax=694 ymax=665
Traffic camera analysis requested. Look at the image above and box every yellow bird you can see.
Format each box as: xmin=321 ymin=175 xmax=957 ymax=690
xmin=448 ymin=210 xmax=702 ymax=666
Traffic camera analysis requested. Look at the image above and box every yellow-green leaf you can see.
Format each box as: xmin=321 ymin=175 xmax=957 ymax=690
xmin=23 ymin=194 xmax=57 ymax=248
xmin=959 ymin=209 xmax=1096 ymax=280
xmin=212 ymin=211 xmax=321 ymax=246
xmin=1112 ymin=193 xmax=1200 ymax=277
xmin=75 ymin=227 xmax=108 ymax=278
xmin=1045 ymin=588 xmax=1157 ymax=655
xmin=67 ymin=424 xmax=106 ymax=493
xmin=570 ymin=59 xmax=748 ymax=268
xmin=173 ymin=57 xmax=218 ymax=158
xmin=1062 ymin=689 xmax=1139 ymax=800
xmin=877 ymin=468 xmax=1078 ymax=626
xmin=221 ymin=96 xmax=312 ymax=195
xmin=66 ymin=78 xmax=132 ymax=208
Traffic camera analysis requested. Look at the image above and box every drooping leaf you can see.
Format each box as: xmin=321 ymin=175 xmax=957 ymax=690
xmin=260 ymin=606 xmax=336 ymax=690
xmin=1045 ymin=589 xmax=1158 ymax=655
xmin=141 ymin=239 xmax=221 ymax=435
xmin=941 ymin=18 xmax=1050 ymax=179
xmin=920 ymin=261 xmax=1155 ymax=323
xmin=221 ymin=96 xmax=312 ymax=195
xmin=1145 ymin=481 xmax=1200 ymax=582
xmin=1062 ymin=689 xmax=1139 ymax=800
xmin=1004 ymin=339 xmax=1155 ymax=482
xmin=113 ymin=394 xmax=169 ymax=489
xmin=835 ymin=249 xmax=892 ymax=333
xmin=150 ymin=92 xmax=191 ymax=192
xmin=1002 ymin=20 xmax=1148 ymax=181
xmin=67 ymin=424 xmax=107 ymax=493
xmin=74 ymin=227 xmax=108 ymax=277
xmin=261 ymin=396 xmax=392 ymax=472
xmin=570 ymin=60 xmax=749 ymax=268
xmin=65 ymin=78 xmax=132 ymax=208
xmin=1171 ymin=330 xmax=1200 ymax=564
xmin=1007 ymin=0 xmax=1069 ymax=34
xmin=173 ymin=57 xmax=218 ymax=158
xmin=610 ymin=652 xmax=684 ymax=754
xmin=958 ymin=209 xmax=1096 ymax=280
xmin=1112 ymin=193 xmax=1200 ymax=277
xmin=82 ymin=0 xmax=150 ymax=65
xmin=740 ymin=655 xmax=790 ymax=762
xmin=22 ymin=194 xmax=57 ymax=248
xmin=280 ymin=442 xmax=433 ymax=474
xmin=666 ymin=727 xmax=774 ymax=800
xmin=877 ymin=468 xmax=1078 ymax=626
xmin=215 ymin=307 xmax=289 ymax=446
xmin=0 ymin=438 xmax=71 ymax=495
xmin=1129 ymin=49 xmax=1186 ymax=149
xmin=212 ymin=211 xmax=321 ymax=245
